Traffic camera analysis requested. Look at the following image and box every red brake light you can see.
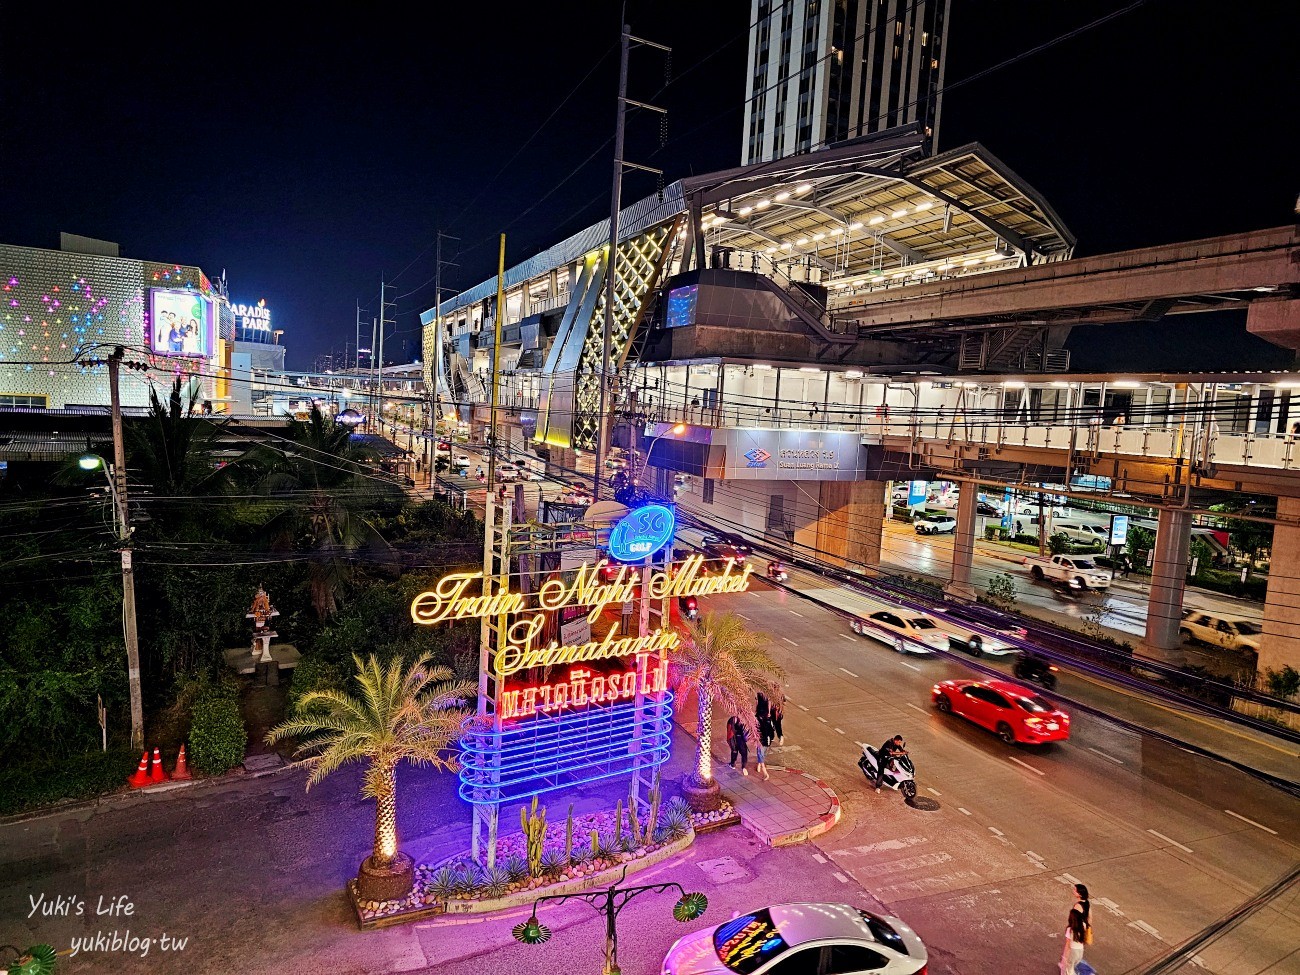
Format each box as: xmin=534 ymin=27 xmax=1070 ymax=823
xmin=1049 ymin=665 xmax=1059 ymax=671
xmin=686 ymin=597 xmax=697 ymax=609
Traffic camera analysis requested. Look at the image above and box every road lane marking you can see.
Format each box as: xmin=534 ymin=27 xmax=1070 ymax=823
xmin=835 ymin=728 xmax=846 ymax=735
xmin=899 ymin=660 xmax=922 ymax=671
xmin=906 ymin=703 xmax=927 ymax=714
xmin=957 ymin=807 xmax=972 ymax=816
xmin=833 ymin=872 xmax=850 ymax=883
xmin=1224 ymin=809 xmax=1278 ymax=835
xmin=1008 ymin=756 xmax=1045 ymax=776
xmin=1026 ymin=851 xmax=1045 ymax=862
xmin=1147 ymin=829 xmax=1193 ymax=853
xmin=1057 ymin=873 xmax=1082 ymax=886
xmin=838 ymin=666 xmax=859 ymax=678
xmin=790 ymin=610 xmax=805 ymax=618
xmin=817 ymin=716 xmax=828 ymax=723
xmin=737 ymin=613 xmax=751 ymax=621
xmin=783 ymin=637 xmax=799 ymax=646
xmin=1129 ymin=920 xmax=1164 ymax=940
xmin=1088 ymin=746 xmax=1125 ymax=765
xmin=927 ymin=787 xmax=941 ymax=797
xmin=798 ymin=704 xmax=809 ymax=711
xmin=988 ymin=827 xmax=1004 ymax=837
xmin=812 ymin=853 xmax=826 ymax=863
xmin=840 ymin=634 xmax=857 ymax=642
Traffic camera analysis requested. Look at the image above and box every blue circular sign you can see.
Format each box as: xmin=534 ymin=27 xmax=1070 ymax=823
xmin=607 ymin=503 xmax=676 ymax=563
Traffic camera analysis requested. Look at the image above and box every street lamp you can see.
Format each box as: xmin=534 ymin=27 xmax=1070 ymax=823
xmin=637 ymin=423 xmax=686 ymax=489
xmin=79 ymin=452 xmax=143 ymax=751
xmin=511 ymin=864 xmax=707 ymax=975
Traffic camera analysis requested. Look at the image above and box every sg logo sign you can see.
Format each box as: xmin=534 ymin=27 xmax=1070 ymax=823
xmin=607 ymin=503 xmax=676 ymax=562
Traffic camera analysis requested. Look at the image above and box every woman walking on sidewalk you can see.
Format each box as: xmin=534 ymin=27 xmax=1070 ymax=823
xmin=754 ymin=737 xmax=770 ymax=780
xmin=727 ymin=715 xmax=750 ymax=776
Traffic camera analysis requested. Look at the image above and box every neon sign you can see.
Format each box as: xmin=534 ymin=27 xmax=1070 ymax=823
xmin=607 ymin=503 xmax=676 ymax=562
xmin=499 ymin=654 xmax=668 ymax=721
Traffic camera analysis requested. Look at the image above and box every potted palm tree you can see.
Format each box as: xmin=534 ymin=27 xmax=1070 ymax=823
xmin=266 ymin=652 xmax=474 ymax=901
xmin=668 ymin=611 xmax=783 ymax=812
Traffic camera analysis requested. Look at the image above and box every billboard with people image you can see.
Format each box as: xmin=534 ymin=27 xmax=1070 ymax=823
xmin=149 ymin=289 xmax=214 ymax=357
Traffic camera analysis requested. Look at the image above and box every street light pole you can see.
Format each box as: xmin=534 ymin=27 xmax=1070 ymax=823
xmin=107 ymin=347 xmax=144 ymax=752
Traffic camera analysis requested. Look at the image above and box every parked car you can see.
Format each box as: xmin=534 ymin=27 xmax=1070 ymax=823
xmin=913 ymin=512 xmax=956 ymax=535
xmin=1179 ymin=610 xmax=1262 ymax=654
xmin=975 ymin=500 xmax=1002 ymax=518
xmin=851 ymin=608 xmax=952 ymax=653
xmin=701 ymin=532 xmax=750 ymax=563
xmin=932 ymin=678 xmax=1070 ymax=745
xmin=662 ymin=903 xmax=928 ymax=975
xmin=496 ymin=463 xmax=521 ymax=481
xmin=1048 ymin=521 xmax=1109 ymax=549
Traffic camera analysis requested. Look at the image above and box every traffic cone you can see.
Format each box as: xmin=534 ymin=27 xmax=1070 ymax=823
xmin=148 ymin=746 xmax=168 ymax=783
xmin=127 ymin=751 xmax=150 ymax=788
xmin=171 ymin=744 xmax=192 ymax=780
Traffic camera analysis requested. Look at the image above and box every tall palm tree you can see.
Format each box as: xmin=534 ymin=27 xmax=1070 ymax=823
xmin=246 ymin=405 xmax=397 ymax=617
xmin=668 ymin=610 xmax=784 ymax=810
xmin=266 ymin=652 xmax=474 ymax=899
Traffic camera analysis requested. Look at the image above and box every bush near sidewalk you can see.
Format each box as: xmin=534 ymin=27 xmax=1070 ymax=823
xmin=189 ymin=692 xmax=248 ymax=775
xmin=0 ymin=748 xmax=138 ymax=817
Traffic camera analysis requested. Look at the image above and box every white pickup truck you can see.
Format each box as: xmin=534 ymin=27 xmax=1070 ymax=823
xmin=1022 ymin=553 xmax=1113 ymax=591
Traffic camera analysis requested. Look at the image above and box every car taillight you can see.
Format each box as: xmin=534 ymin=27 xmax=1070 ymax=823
xmin=1024 ymin=717 xmax=1041 ymax=726
xmin=685 ymin=597 xmax=697 ymax=610
xmin=1049 ymin=665 xmax=1059 ymax=672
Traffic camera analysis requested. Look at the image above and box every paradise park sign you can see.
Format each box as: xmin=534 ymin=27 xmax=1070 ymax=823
xmin=409 ymin=553 xmax=753 ymax=684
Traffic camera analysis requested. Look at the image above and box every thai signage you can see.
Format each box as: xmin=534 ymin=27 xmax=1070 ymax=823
xmin=720 ymin=429 xmax=865 ymax=481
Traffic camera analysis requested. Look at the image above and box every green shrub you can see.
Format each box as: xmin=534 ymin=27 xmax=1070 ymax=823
xmin=287 ymin=655 xmax=349 ymax=716
xmin=1265 ymin=665 xmax=1300 ymax=699
xmin=1012 ymin=533 xmax=1040 ymax=546
xmin=0 ymin=748 xmax=138 ymax=816
xmin=188 ymin=695 xmax=247 ymax=775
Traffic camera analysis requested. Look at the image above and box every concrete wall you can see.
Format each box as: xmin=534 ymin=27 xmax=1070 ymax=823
xmin=1260 ymin=496 xmax=1300 ymax=674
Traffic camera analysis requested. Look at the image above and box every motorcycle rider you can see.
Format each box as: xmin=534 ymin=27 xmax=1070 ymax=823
xmin=768 ymin=560 xmax=786 ymax=580
xmin=874 ymin=734 xmax=908 ymax=791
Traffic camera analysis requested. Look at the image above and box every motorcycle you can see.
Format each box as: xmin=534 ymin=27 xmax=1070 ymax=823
xmin=767 ymin=561 xmax=789 ymax=583
xmin=857 ymin=744 xmax=917 ymax=801
xmin=679 ymin=595 xmax=699 ymax=621
xmin=1013 ymin=650 xmax=1059 ymax=691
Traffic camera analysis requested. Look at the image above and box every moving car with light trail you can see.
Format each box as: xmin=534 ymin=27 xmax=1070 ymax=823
xmin=1022 ymin=553 xmax=1112 ymax=590
xmin=932 ymin=678 xmax=1070 ymax=745
xmin=850 ymin=609 xmax=953 ymax=654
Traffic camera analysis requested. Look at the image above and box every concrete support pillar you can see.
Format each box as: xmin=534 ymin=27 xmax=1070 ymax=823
xmin=1142 ymin=507 xmax=1193 ymax=663
xmin=810 ymin=480 xmax=885 ymax=571
xmin=945 ymin=486 xmax=978 ymax=600
xmin=1259 ymin=497 xmax=1300 ymax=675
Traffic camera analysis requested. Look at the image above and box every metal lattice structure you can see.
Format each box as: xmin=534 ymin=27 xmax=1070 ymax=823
xmin=570 ymin=221 xmax=678 ymax=451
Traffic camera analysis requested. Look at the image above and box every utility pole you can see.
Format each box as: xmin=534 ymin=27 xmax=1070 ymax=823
xmin=487 ymin=234 xmax=506 ymax=493
xmin=593 ymin=22 xmax=670 ymax=500
xmin=376 ymin=281 xmax=388 ymax=434
xmin=107 ymin=347 xmax=144 ymax=752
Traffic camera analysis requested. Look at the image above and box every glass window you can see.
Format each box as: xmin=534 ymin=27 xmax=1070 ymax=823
xmin=825 ymin=943 xmax=889 ymax=973
xmin=1014 ymin=695 xmax=1053 ymax=713
xmin=1235 ymin=621 xmax=1261 ymax=635
xmin=712 ymin=909 xmax=791 ymax=974
xmin=909 ymin=618 xmax=938 ymax=630
xmin=986 ymin=691 xmax=1011 ymax=709
xmin=766 ymin=947 xmax=821 ymax=975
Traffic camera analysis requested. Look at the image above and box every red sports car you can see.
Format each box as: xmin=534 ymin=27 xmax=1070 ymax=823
xmin=931 ymin=678 xmax=1070 ymax=745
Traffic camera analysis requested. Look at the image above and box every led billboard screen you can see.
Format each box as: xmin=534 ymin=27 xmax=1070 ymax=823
xmin=149 ymin=289 xmax=214 ymax=357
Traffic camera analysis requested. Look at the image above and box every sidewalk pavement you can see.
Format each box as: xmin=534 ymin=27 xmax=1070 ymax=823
xmin=713 ymin=758 xmax=842 ymax=846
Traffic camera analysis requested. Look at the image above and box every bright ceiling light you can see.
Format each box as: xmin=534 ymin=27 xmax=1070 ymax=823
xmin=780 ymin=242 xmax=793 ymax=250
xmin=852 ymin=279 xmax=865 ymax=287
xmin=914 ymin=200 xmax=934 ymax=210
xmin=799 ymin=366 xmax=821 ymax=372
xmin=891 ymin=208 xmax=908 ymax=219
xmin=795 ymin=237 xmax=808 ymax=245
xmin=755 ymin=198 xmax=771 ymax=209
xmin=963 ymin=257 xmax=982 ymax=266
xmin=849 ymin=221 xmax=864 ymax=230
xmin=738 ymin=206 xmax=752 ymax=216
xmin=1112 ymin=380 xmax=1141 ymax=388
xmin=868 ymin=215 xmax=885 ymax=225
xmin=829 ymin=226 xmax=844 ymax=235
xmin=844 ymin=370 xmax=864 ymax=379
xmin=1050 ymin=381 xmax=1070 ymax=388
xmin=765 ymin=246 xmax=777 ymax=254
xmin=1003 ymin=380 xmax=1026 ymax=388
xmin=795 ymin=183 xmax=812 ymax=194
xmin=812 ymin=232 xmax=825 ymax=241
xmin=752 ymin=363 xmax=772 ymax=369
xmin=774 ymin=191 xmax=791 ymax=202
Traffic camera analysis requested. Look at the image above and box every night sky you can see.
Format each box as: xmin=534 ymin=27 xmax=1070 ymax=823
xmin=2 ymin=1 xmax=1295 ymax=372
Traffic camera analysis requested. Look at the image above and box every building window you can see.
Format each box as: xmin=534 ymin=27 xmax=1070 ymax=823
xmin=703 ymin=478 xmax=715 ymax=504
xmin=0 ymin=394 xmax=48 ymax=408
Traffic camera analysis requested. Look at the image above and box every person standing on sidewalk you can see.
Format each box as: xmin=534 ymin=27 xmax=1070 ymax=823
xmin=727 ymin=715 xmax=750 ymax=776
xmin=770 ymin=696 xmax=785 ymax=745
xmin=756 ymin=692 xmax=774 ymax=747
xmin=1059 ymin=883 xmax=1091 ymax=975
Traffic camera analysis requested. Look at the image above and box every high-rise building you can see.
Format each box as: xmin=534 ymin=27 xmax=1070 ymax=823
xmin=742 ymin=0 xmax=951 ymax=165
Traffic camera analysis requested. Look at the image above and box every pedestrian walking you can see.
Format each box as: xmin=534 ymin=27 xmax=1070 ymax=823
xmin=754 ymin=737 xmax=770 ymax=780
xmin=770 ymin=696 xmax=785 ymax=745
xmin=756 ymin=692 xmax=774 ymax=747
xmin=726 ymin=715 xmax=749 ymax=776
xmin=1059 ymin=883 xmax=1091 ymax=975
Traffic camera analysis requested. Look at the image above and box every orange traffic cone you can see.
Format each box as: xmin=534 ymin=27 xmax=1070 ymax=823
xmin=148 ymin=746 xmax=168 ymax=783
xmin=171 ymin=744 xmax=192 ymax=781
xmin=127 ymin=751 xmax=150 ymax=788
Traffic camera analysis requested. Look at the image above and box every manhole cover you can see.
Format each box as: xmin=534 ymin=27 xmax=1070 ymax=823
xmin=906 ymin=796 xmax=941 ymax=811
xmin=696 ymin=856 xmax=750 ymax=883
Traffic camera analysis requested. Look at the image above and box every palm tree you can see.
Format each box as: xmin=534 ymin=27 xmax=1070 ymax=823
xmin=668 ymin=610 xmax=784 ymax=811
xmin=266 ymin=651 xmax=475 ymax=900
xmin=245 ymin=405 xmax=398 ymax=617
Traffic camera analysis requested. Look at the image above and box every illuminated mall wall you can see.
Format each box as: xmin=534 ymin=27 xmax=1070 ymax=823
xmin=0 ymin=243 xmax=229 ymax=409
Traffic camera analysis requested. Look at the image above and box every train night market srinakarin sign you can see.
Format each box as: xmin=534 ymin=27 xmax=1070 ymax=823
xmin=410 ymin=553 xmax=752 ymax=723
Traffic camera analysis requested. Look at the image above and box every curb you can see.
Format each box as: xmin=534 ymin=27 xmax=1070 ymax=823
xmin=751 ymin=766 xmax=842 ymax=848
